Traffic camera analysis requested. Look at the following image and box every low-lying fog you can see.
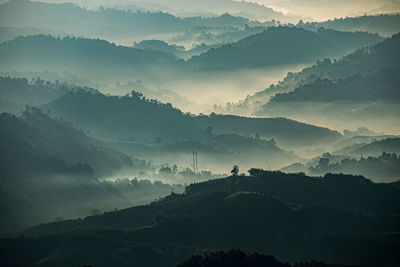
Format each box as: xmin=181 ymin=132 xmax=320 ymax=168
xmin=103 ymin=64 xmax=310 ymax=114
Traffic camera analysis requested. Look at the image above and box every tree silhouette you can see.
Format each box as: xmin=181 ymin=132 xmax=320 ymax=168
xmin=231 ymin=165 xmax=239 ymax=176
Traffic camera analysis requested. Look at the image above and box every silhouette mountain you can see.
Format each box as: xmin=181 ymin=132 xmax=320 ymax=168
xmin=223 ymin=32 xmax=400 ymax=133
xmin=0 ymin=76 xmax=72 ymax=113
xmin=1 ymin=107 xmax=132 ymax=176
xmin=335 ymin=137 xmax=400 ymax=156
xmin=194 ymin=113 xmax=341 ymax=147
xmin=298 ymin=14 xmax=400 ymax=36
xmin=0 ymin=0 xmax=271 ymax=40
xmin=269 ymin=69 xmax=400 ymax=103
xmin=43 ymin=89 xmax=205 ymax=143
xmin=236 ymin=32 xmax=400 ymax=111
xmin=188 ymin=27 xmax=382 ymax=70
xmin=0 ymin=35 xmax=179 ymax=76
xmin=178 ymin=249 xmax=354 ymax=267
xmin=307 ymin=152 xmax=400 ymax=182
xmin=0 ymin=27 xmax=383 ymax=77
xmin=42 ymin=89 xmax=341 ymax=147
xmin=4 ymin=170 xmax=399 ymax=266
xmin=0 ymin=108 xmax=137 ymax=234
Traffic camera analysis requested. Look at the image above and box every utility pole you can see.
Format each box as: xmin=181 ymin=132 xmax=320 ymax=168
xmin=195 ymin=152 xmax=198 ymax=173
xmin=192 ymin=151 xmax=196 ymax=173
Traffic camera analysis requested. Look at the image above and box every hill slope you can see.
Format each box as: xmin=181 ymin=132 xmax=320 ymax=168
xmin=336 ymin=137 xmax=400 ymax=156
xmin=4 ymin=171 xmax=399 ymax=267
xmin=0 ymin=0 xmax=271 ymax=40
xmin=235 ymin=32 xmax=400 ymax=112
xmin=224 ymin=33 xmax=400 ymax=132
xmin=298 ymin=14 xmax=400 ymax=36
xmin=42 ymin=89 xmax=341 ymax=147
xmin=268 ymin=69 xmax=400 ymax=103
xmin=188 ymin=27 xmax=383 ymax=70
xmin=1 ymin=107 xmax=132 ymax=176
xmin=0 ymin=109 xmax=136 ymax=234
xmin=0 ymin=35 xmax=179 ymax=76
xmin=0 ymin=76 xmax=72 ymax=113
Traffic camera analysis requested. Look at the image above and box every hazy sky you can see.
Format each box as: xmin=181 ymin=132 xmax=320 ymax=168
xmin=2 ymin=0 xmax=400 ymax=21
xmin=254 ymin=0 xmax=400 ymax=20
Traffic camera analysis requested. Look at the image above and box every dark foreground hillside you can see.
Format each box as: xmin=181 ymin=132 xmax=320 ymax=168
xmin=2 ymin=170 xmax=399 ymax=267
xmin=178 ymin=250 xmax=355 ymax=267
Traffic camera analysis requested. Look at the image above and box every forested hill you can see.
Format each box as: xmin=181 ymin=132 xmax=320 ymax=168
xmin=188 ymin=27 xmax=383 ymax=70
xmin=258 ymin=32 xmax=400 ymax=99
xmin=336 ymin=137 xmax=400 ymax=156
xmin=0 ymin=0 xmax=268 ymax=38
xmin=298 ymin=14 xmax=400 ymax=36
xmin=7 ymin=171 xmax=399 ymax=266
xmin=0 ymin=76 xmax=72 ymax=113
xmin=0 ymin=108 xmax=132 ymax=177
xmin=0 ymin=35 xmax=179 ymax=74
xmin=194 ymin=113 xmax=341 ymax=146
xmin=269 ymin=69 xmax=400 ymax=103
xmin=253 ymin=32 xmax=400 ymax=123
xmin=0 ymin=27 xmax=383 ymax=75
xmin=24 ymin=170 xmax=400 ymax=234
xmin=230 ymin=31 xmax=400 ymax=117
xmin=178 ymin=250 xmax=355 ymax=267
xmin=0 ymin=108 xmax=134 ymax=234
xmin=43 ymin=89 xmax=341 ymax=146
xmin=43 ymin=89 xmax=205 ymax=143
